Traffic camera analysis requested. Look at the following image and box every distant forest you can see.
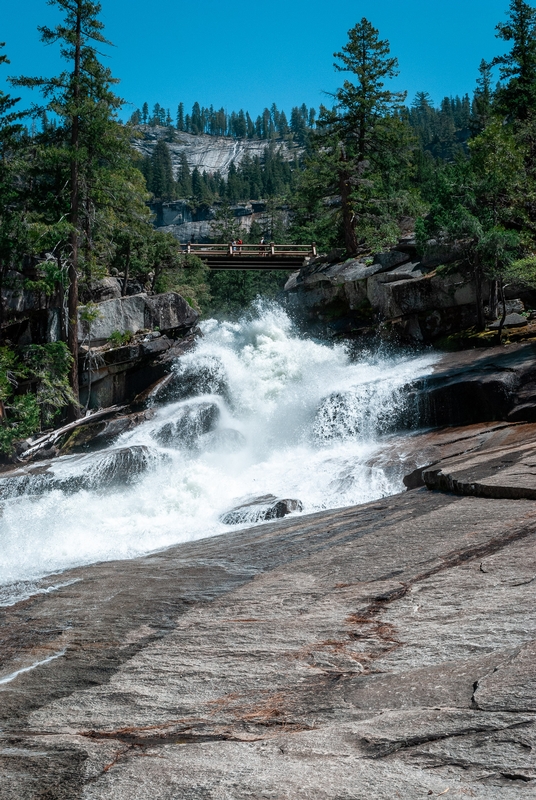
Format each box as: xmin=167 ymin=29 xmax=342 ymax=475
xmin=133 ymin=92 xmax=477 ymax=158
xmin=136 ymin=91 xmax=484 ymax=204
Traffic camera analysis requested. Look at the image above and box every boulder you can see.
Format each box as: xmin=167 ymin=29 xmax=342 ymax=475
xmin=489 ymin=312 xmax=528 ymax=329
xmin=152 ymin=401 xmax=220 ymax=447
xmin=220 ymin=494 xmax=303 ymax=525
xmin=78 ymin=292 xmax=199 ymax=345
xmin=372 ymin=250 xmax=409 ymax=271
xmin=144 ymin=292 xmax=198 ymax=334
xmin=58 ymin=410 xmax=155 ymax=454
xmin=0 ymin=445 xmax=165 ymax=499
xmin=89 ymin=277 xmax=122 ymax=302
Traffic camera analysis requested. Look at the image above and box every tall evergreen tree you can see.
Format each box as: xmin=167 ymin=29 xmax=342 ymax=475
xmin=492 ymin=0 xmax=536 ymax=120
xmin=12 ymin=0 xmax=126 ymax=415
xmin=148 ymin=139 xmax=175 ymax=199
xmin=326 ymin=18 xmax=408 ymax=253
xmin=0 ymin=43 xmax=26 ymax=331
xmin=176 ymin=101 xmax=184 ymax=131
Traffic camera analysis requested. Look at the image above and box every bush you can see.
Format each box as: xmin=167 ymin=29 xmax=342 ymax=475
xmin=0 ymin=343 xmax=74 ymax=455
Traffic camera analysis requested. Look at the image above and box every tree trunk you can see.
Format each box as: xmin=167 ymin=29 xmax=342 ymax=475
xmin=0 ymin=261 xmax=5 ymax=338
xmin=474 ymin=261 xmax=485 ymax=331
xmin=497 ymin=278 xmax=507 ymax=345
xmin=339 ymin=147 xmax=358 ymax=256
xmin=489 ymin=279 xmax=499 ymax=321
xmin=122 ymin=243 xmax=131 ymax=297
xmin=67 ymin=2 xmax=82 ymax=420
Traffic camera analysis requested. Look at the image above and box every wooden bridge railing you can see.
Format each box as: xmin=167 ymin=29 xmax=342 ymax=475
xmin=184 ymin=242 xmax=317 ymax=258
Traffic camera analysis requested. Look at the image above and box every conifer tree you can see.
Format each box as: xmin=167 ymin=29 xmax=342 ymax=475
xmin=149 ymin=139 xmax=175 ymax=199
xmin=142 ymin=101 xmax=149 ymax=124
xmin=0 ymin=43 xmax=26 ymax=331
xmin=176 ymin=101 xmax=184 ymax=131
xmin=12 ymin=0 xmax=125 ymax=415
xmin=492 ymin=0 xmax=536 ymax=120
xmin=327 ymin=18 xmax=408 ymax=253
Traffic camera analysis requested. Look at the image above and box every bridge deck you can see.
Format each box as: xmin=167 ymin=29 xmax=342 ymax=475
xmin=185 ymin=242 xmax=315 ymax=270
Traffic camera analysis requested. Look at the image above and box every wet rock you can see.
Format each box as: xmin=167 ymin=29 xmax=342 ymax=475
xmin=415 ymin=342 xmax=536 ymax=427
xmin=422 ymin=437 xmax=536 ymax=499
xmin=58 ymin=410 xmax=155 ymax=454
xmin=152 ymin=401 xmax=220 ymax=447
xmin=0 ymin=445 xmax=164 ymax=499
xmin=146 ymin=356 xmax=229 ymax=407
xmin=220 ymin=494 xmax=303 ymax=524
xmin=1 ymin=486 xmax=535 ymax=797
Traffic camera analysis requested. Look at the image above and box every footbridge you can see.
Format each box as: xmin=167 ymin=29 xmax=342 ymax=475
xmin=185 ymin=242 xmax=317 ymax=270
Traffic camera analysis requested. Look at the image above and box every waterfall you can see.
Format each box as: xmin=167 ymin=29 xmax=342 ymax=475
xmin=0 ymin=303 xmax=438 ymax=594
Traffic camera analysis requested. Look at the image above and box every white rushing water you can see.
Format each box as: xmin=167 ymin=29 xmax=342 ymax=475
xmin=0 ymin=303 xmax=438 ymax=594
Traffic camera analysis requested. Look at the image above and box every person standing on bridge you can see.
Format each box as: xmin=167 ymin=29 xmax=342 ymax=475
xmin=259 ymin=236 xmax=266 ymax=256
xmin=237 ymin=238 xmax=243 ymax=254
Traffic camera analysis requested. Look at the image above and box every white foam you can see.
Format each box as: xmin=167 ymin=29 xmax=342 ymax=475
xmin=0 ymin=302 xmax=438 ymax=591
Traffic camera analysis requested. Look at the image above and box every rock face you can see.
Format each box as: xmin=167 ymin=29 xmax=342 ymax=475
xmin=416 ymin=341 xmax=536 ymax=426
xmin=0 ymin=486 xmax=535 ymax=797
xmin=220 ymin=494 xmax=303 ymax=524
xmin=78 ymin=292 xmax=198 ymax=346
xmin=285 ymin=242 xmax=536 ymax=342
xmin=133 ymin=127 xmax=300 ymax=179
xmin=76 ymin=293 xmax=200 ymax=409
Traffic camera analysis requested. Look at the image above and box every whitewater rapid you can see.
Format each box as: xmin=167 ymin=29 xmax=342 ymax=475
xmin=0 ymin=304 xmax=439 ymax=596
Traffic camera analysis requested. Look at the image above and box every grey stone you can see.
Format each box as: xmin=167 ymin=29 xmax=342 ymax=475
xmin=152 ymin=401 xmax=220 ymax=447
xmin=0 ymin=445 xmax=164 ymax=499
xmin=220 ymin=494 xmax=303 ymax=524
xmin=1 ymin=488 xmax=535 ymax=797
xmin=372 ymin=249 xmax=410 ymax=270
xmin=78 ymin=292 xmax=198 ymax=344
xmin=489 ymin=312 xmax=528 ymax=329
xmin=89 ymin=277 xmax=122 ymax=302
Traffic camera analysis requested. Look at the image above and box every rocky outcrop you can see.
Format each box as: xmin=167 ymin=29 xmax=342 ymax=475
xmin=78 ymin=292 xmax=198 ymax=346
xmin=1 ymin=483 xmax=534 ymax=797
xmin=76 ymin=293 xmax=200 ymax=409
xmin=220 ymin=494 xmax=303 ymax=524
xmin=415 ymin=341 xmax=536 ymax=426
xmin=285 ymin=241 xmax=536 ymax=343
xmin=422 ymin=434 xmax=536 ymax=499
xmin=133 ymin=127 xmax=300 ymax=179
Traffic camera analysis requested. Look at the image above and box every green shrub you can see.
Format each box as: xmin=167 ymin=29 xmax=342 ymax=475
xmin=0 ymin=343 xmax=74 ymax=455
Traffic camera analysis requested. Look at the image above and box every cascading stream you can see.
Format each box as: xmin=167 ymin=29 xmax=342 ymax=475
xmin=0 ymin=303 xmax=439 ymax=595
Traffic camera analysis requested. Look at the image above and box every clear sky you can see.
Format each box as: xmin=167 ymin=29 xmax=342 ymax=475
xmin=1 ymin=0 xmax=512 ymax=119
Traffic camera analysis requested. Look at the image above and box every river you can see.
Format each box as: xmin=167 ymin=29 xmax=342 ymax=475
xmin=0 ymin=303 xmax=438 ymax=602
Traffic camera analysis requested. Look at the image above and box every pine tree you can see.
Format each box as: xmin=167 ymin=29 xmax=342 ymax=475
xmin=12 ymin=0 xmax=125 ymax=415
xmin=142 ymin=101 xmax=149 ymax=124
xmin=328 ymin=18 xmax=408 ymax=253
xmin=473 ymin=60 xmax=494 ymax=132
xmin=191 ymin=102 xmax=202 ymax=134
xmin=0 ymin=43 xmax=26 ymax=332
xmin=176 ymin=101 xmax=184 ymax=131
xmin=149 ymin=139 xmax=175 ymax=199
xmin=492 ymin=0 xmax=536 ymax=120
xmin=176 ymin=152 xmax=192 ymax=196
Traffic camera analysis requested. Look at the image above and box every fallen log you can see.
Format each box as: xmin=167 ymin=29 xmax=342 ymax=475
xmin=18 ymin=405 xmax=126 ymax=462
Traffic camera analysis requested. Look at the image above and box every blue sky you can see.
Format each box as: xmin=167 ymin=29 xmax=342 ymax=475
xmin=1 ymin=0 xmax=512 ymax=119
